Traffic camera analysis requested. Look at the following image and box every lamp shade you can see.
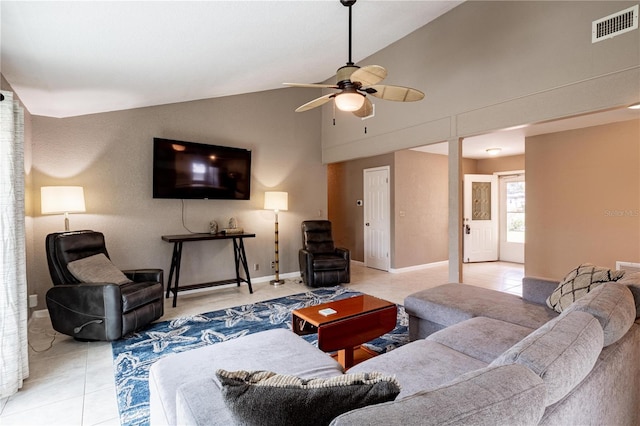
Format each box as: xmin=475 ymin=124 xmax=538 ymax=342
xmin=334 ymin=92 xmax=365 ymax=112
xmin=264 ymin=191 xmax=288 ymax=212
xmin=41 ymin=186 xmax=86 ymax=214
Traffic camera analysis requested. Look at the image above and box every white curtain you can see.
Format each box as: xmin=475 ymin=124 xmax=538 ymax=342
xmin=0 ymin=90 xmax=29 ymax=398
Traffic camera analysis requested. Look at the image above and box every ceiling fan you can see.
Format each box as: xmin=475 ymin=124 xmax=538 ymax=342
xmin=284 ymin=0 xmax=425 ymax=118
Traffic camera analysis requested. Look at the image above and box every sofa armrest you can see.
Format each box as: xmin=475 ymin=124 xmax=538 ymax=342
xmin=330 ymin=364 xmax=545 ymax=426
xmin=46 ymin=282 xmax=123 ymax=340
xmin=522 ymin=276 xmax=559 ymax=305
xmin=299 ymin=249 xmax=314 ymax=285
xmin=123 ymin=268 xmax=164 ymax=284
xmin=335 ymin=247 xmax=350 ymax=261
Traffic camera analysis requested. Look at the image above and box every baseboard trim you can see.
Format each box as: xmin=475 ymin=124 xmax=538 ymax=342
xmin=251 ymin=271 xmax=302 ymax=284
xmin=29 ymin=308 xmax=50 ymax=324
xmin=389 ymin=260 xmax=449 ymax=274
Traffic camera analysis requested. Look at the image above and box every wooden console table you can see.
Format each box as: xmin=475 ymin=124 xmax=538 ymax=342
xmin=161 ymin=233 xmax=255 ymax=307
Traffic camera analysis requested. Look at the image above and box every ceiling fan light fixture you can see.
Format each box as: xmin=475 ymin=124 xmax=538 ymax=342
xmin=335 ymin=92 xmax=365 ymax=112
xmin=628 ymin=102 xmax=640 ymax=110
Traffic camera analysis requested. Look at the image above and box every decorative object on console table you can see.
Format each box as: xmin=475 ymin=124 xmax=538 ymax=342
xmin=222 ymin=216 xmax=244 ymax=234
xmin=264 ymin=191 xmax=288 ymax=286
xmin=209 ymin=220 xmax=218 ymax=234
xmin=41 ymin=186 xmax=86 ymax=231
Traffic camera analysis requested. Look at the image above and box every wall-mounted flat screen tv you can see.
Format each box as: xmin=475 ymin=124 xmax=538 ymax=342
xmin=153 ymin=137 xmax=251 ymax=200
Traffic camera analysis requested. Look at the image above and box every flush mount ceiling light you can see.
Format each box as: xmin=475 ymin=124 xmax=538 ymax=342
xmin=486 ymin=148 xmax=502 ymax=156
xmin=628 ymin=102 xmax=640 ymax=110
xmin=284 ymin=0 xmax=425 ymax=116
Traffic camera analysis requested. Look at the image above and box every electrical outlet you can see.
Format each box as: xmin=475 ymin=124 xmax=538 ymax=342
xmin=28 ymin=294 xmax=37 ymax=308
xmin=253 ymin=263 xmax=259 ymax=271
xmin=271 ymin=261 xmax=275 ymax=269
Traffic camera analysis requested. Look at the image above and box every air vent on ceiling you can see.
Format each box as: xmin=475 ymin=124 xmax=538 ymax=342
xmin=592 ymin=5 xmax=638 ymax=43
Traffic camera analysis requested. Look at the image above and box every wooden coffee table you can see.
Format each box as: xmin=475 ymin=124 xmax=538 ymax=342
xmin=291 ymin=294 xmax=397 ymax=368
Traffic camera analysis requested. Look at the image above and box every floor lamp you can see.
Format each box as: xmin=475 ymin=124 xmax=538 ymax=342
xmin=264 ymin=191 xmax=288 ymax=286
xmin=41 ymin=186 xmax=86 ymax=231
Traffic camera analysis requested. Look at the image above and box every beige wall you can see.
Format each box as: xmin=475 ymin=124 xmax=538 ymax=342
xmin=322 ymin=1 xmax=640 ymax=279
xmin=328 ymin=153 xmax=393 ymax=262
xmin=321 ymin=1 xmax=639 ymax=162
xmin=476 ymin=155 xmax=524 ymax=175
xmin=394 ymin=150 xmax=449 ymax=268
xmin=329 ymin=150 xmax=478 ymax=269
xmin=526 ymin=119 xmax=640 ymax=279
xmin=28 ymin=87 xmax=325 ymax=311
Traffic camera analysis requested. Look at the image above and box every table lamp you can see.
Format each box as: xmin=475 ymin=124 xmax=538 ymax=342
xmin=264 ymin=191 xmax=288 ymax=286
xmin=41 ymin=186 xmax=86 ymax=231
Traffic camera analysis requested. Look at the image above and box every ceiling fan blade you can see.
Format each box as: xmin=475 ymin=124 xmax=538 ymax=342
xmin=352 ymin=97 xmax=373 ymax=118
xmin=369 ymin=84 xmax=425 ymax=102
xmin=295 ymin=93 xmax=335 ymax=112
xmin=350 ymin=65 xmax=387 ymax=87
xmin=284 ymin=82 xmax=338 ymax=89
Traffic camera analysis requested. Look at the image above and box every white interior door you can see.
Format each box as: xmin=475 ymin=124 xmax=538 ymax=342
xmin=463 ymin=174 xmax=499 ymax=263
xmin=499 ymin=173 xmax=525 ymax=263
xmin=364 ymin=166 xmax=390 ymax=271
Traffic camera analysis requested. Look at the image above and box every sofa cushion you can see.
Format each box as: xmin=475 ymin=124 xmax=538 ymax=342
xmin=67 ymin=253 xmax=131 ymax=285
xmin=546 ymin=263 xmax=625 ymax=313
xmin=491 ymin=310 xmax=603 ymax=406
xmin=561 ymin=283 xmax=635 ymax=347
xmin=405 ymin=283 xmax=557 ymax=332
xmin=149 ymin=329 xmax=344 ymax=426
xmin=348 ymin=339 xmax=488 ymax=399
xmin=330 ymin=364 xmax=546 ymax=426
xmin=427 ymin=317 xmax=534 ymax=363
xmin=216 ymin=369 xmax=399 ymax=426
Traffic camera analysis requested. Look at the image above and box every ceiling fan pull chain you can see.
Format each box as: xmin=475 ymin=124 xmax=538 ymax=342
xmin=333 ymin=101 xmax=336 ymax=126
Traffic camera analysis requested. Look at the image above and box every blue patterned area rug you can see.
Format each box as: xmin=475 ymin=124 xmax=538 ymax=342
xmin=111 ymin=285 xmax=408 ymax=426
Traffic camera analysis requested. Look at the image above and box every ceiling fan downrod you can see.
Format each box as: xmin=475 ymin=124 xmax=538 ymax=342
xmin=341 ymin=0 xmax=357 ymax=66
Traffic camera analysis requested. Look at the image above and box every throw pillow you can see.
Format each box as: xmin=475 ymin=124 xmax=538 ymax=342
xmin=546 ymin=263 xmax=625 ymax=313
xmin=67 ymin=253 xmax=131 ymax=285
xmin=216 ymin=369 xmax=400 ymax=426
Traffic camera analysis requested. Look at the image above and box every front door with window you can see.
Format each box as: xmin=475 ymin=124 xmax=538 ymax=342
xmin=463 ymin=174 xmax=499 ymax=263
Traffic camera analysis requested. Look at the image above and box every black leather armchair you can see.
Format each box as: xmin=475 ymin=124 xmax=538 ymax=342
xmin=45 ymin=230 xmax=164 ymax=341
xmin=299 ymin=220 xmax=350 ymax=287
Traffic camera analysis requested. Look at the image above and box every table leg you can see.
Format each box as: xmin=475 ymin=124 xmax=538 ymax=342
xmin=166 ymin=242 xmax=180 ymax=299
xmin=233 ymin=237 xmax=253 ymax=294
xmin=337 ymin=348 xmax=355 ymax=369
xmin=172 ymin=242 xmax=183 ymax=308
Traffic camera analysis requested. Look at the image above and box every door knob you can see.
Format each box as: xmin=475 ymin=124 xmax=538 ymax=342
xmin=365 ymin=223 xmax=370 ymax=226
xmin=465 ymin=224 xmax=471 ymax=235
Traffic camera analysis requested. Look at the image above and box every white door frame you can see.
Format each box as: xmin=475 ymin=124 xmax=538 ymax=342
xmin=363 ymin=166 xmax=390 ymax=271
xmin=498 ymin=172 xmax=525 ymax=263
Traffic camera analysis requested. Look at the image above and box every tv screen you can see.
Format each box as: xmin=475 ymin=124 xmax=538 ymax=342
xmin=153 ymin=138 xmax=251 ymax=200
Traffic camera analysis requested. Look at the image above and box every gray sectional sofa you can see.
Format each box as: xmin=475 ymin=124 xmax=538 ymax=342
xmin=149 ymin=277 xmax=640 ymax=425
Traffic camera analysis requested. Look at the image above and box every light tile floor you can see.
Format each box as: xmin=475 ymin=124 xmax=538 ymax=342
xmin=0 ymin=261 xmax=523 ymax=425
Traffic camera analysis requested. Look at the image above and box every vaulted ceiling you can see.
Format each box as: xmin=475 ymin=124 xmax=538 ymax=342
xmin=1 ymin=1 xmax=462 ymax=118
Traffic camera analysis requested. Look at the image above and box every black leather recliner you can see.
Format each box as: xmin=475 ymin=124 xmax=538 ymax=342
xmin=45 ymin=230 xmax=164 ymax=341
xmin=299 ymin=220 xmax=350 ymax=287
